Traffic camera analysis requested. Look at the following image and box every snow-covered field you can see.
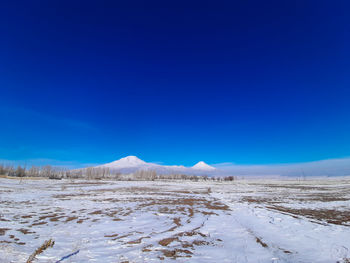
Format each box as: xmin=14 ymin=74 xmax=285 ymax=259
xmin=1 ymin=177 xmax=350 ymax=263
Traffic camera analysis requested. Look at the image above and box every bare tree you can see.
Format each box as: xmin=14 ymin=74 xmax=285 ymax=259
xmin=41 ymin=165 xmax=53 ymax=178
xmin=28 ymin=166 xmax=40 ymax=177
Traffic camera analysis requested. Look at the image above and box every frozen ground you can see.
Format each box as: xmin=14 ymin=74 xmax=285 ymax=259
xmin=1 ymin=177 xmax=350 ymax=263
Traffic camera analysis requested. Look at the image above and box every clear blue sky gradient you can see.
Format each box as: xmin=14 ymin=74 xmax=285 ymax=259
xmin=1 ymin=0 xmax=349 ymax=167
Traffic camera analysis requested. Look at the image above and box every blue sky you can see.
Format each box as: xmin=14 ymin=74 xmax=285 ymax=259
xmin=1 ymin=0 xmax=349 ymax=167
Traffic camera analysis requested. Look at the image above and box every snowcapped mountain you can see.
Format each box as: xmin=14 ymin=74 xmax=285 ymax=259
xmin=94 ymin=155 xmax=217 ymax=175
xmin=192 ymin=161 xmax=216 ymax=171
xmin=99 ymin=156 xmax=149 ymax=169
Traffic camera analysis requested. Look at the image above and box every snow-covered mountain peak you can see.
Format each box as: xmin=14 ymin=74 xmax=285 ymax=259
xmin=120 ymin=156 xmax=146 ymax=165
xmin=192 ymin=161 xmax=216 ymax=171
xmin=100 ymin=155 xmax=147 ymax=168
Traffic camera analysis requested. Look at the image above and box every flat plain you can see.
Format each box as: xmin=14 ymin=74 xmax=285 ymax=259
xmin=1 ymin=177 xmax=350 ymax=262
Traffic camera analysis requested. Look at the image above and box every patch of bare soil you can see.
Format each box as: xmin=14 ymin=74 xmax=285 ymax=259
xmin=21 ymin=215 xmax=33 ymax=219
xmin=267 ymin=205 xmax=350 ymax=226
xmin=192 ymin=240 xmax=210 ymax=246
xmin=130 ymin=196 xmax=230 ymax=216
xmin=6 ymin=234 xmax=27 ymax=246
xmin=39 ymin=213 xmax=61 ymax=221
xmin=0 ymin=228 xmax=10 ymax=235
xmin=200 ymin=210 xmax=218 ymax=215
xmin=243 ymin=195 xmax=349 ymax=205
xmin=94 ymin=187 xmax=160 ymax=194
xmin=262 ymin=185 xmax=333 ymax=191
xmin=170 ymin=190 xmax=206 ymax=195
xmin=159 ymin=237 xmax=179 ymax=246
xmin=142 ymin=244 xmax=153 ymax=252
xmin=255 ymin=237 xmax=268 ymax=248
xmin=177 ymin=229 xmax=207 ymax=238
xmin=160 ymin=248 xmax=193 ymax=259
xmin=242 ymin=197 xmax=283 ymax=205
xmin=49 ymin=216 xmax=65 ymax=222
xmin=173 ymin=217 xmax=181 ymax=226
xmin=204 ymin=200 xmax=230 ymax=211
xmin=122 ymin=209 xmax=133 ymax=217
xmin=77 ymin=219 xmax=86 ymax=224
xmin=109 ymin=233 xmax=134 ymax=241
xmin=53 ymin=193 xmax=92 ymax=199
xmin=127 ymin=236 xmax=149 ymax=244
xmin=88 ymin=210 xmax=102 ymax=215
xmin=17 ymin=228 xmax=35 ymax=235
xmin=301 ymin=195 xmax=350 ymax=202
xmin=104 ymin=233 xmax=119 ymax=238
xmin=65 ymin=216 xmax=78 ymax=222
xmin=31 ymin=221 xmax=47 ymax=226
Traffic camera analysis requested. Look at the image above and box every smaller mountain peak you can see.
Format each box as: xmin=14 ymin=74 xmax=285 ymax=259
xmin=192 ymin=161 xmax=216 ymax=171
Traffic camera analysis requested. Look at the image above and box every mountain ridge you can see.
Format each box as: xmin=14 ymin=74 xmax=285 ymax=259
xmin=95 ymin=155 xmax=216 ymax=175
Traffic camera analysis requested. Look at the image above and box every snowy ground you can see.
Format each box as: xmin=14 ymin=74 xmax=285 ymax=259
xmin=1 ymin=177 xmax=350 ymax=263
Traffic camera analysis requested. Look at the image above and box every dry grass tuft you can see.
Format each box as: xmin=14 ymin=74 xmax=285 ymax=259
xmin=26 ymin=239 xmax=55 ymax=263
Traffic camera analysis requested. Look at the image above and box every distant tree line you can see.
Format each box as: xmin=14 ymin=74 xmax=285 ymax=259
xmin=0 ymin=164 xmax=68 ymax=179
xmin=0 ymin=164 xmax=236 ymax=182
